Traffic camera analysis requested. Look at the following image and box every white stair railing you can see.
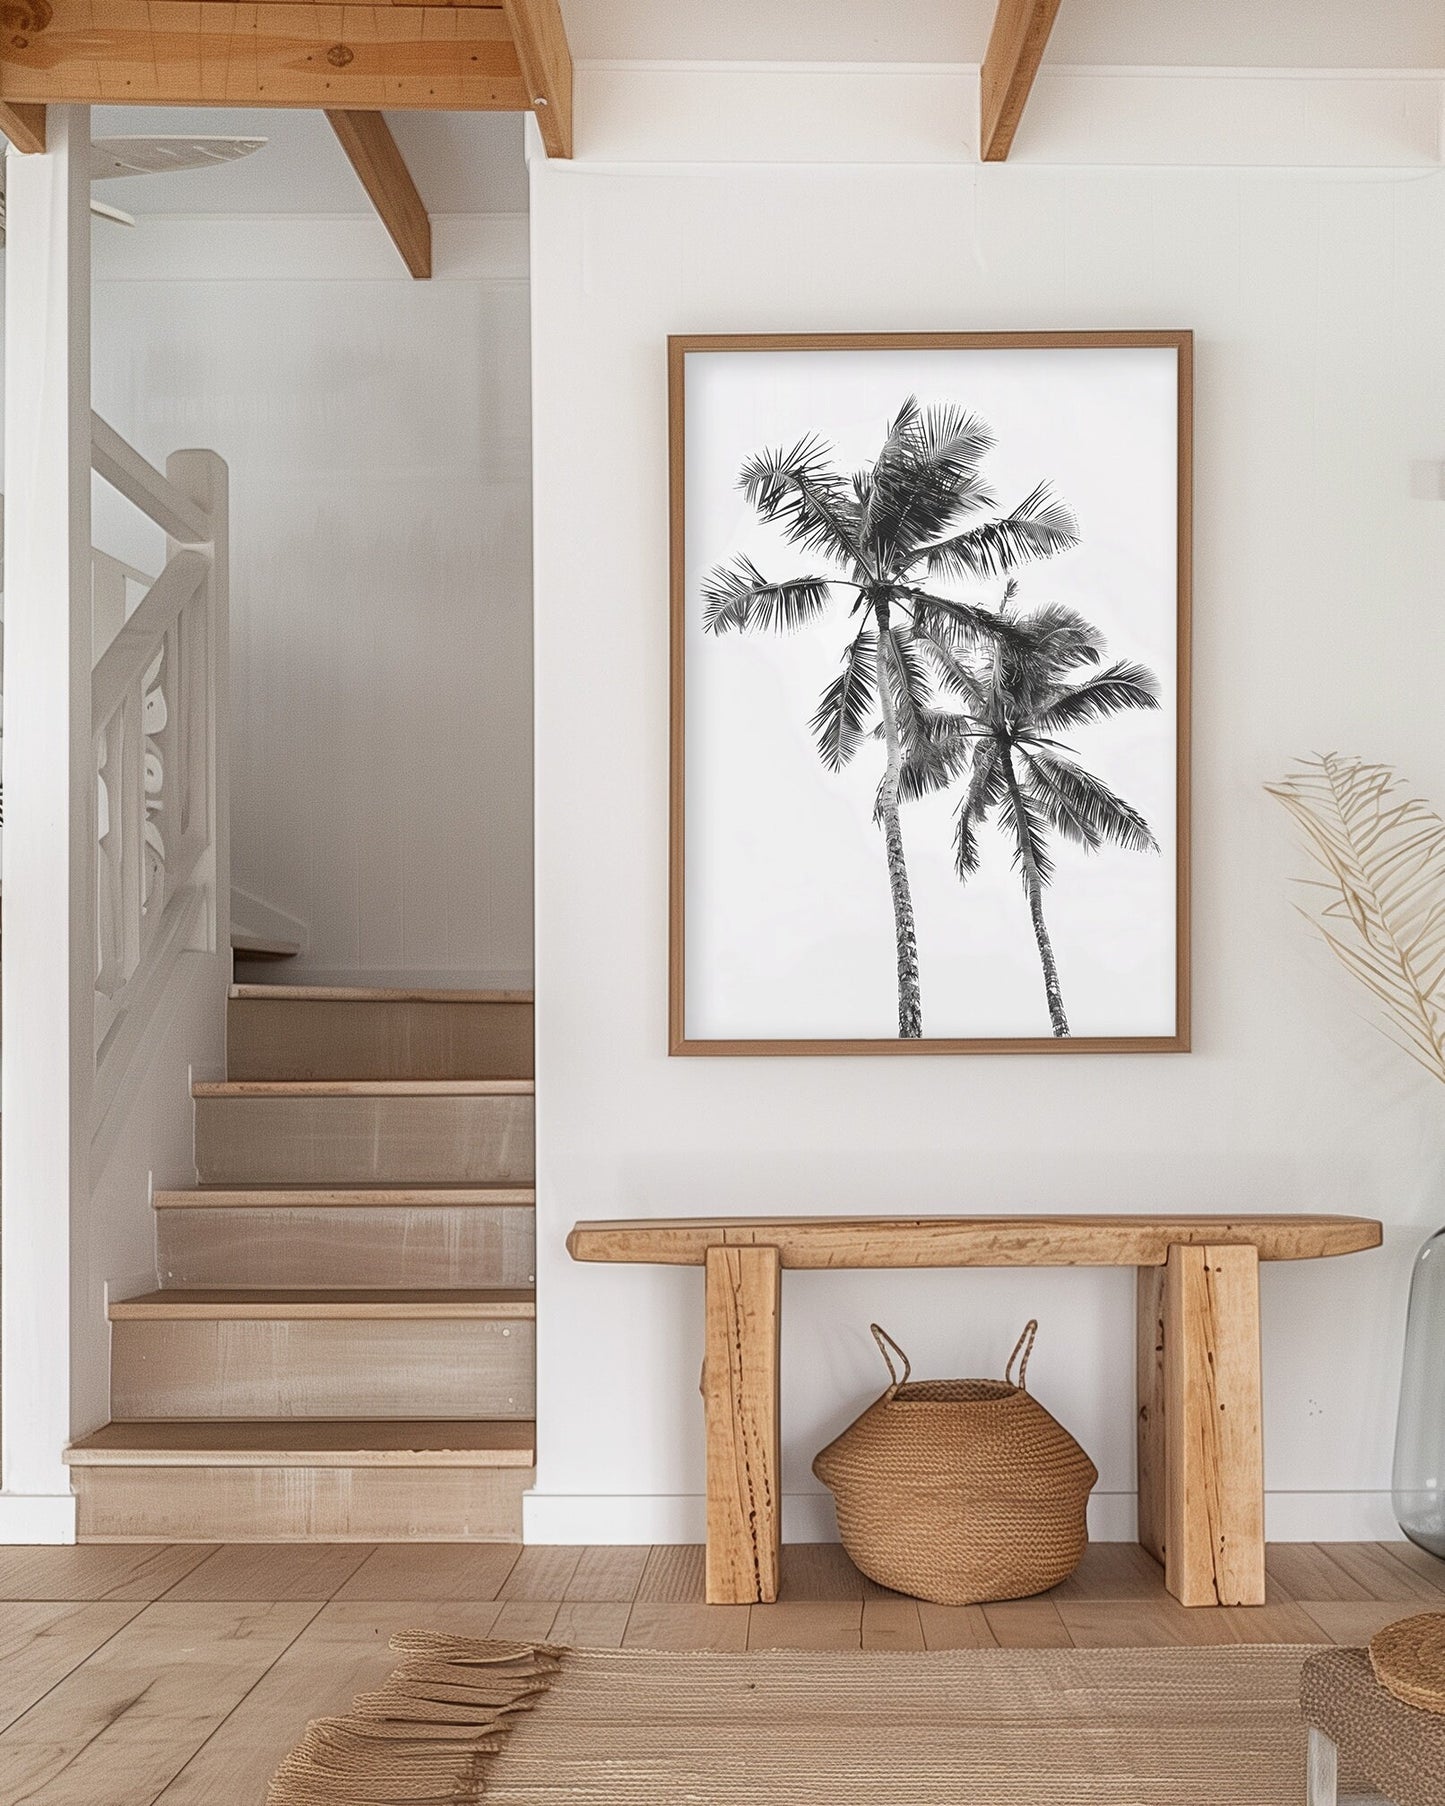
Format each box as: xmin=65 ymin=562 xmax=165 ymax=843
xmin=88 ymin=417 xmax=229 ymax=1126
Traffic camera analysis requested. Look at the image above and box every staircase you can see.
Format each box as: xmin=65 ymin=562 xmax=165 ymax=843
xmin=66 ymin=985 xmax=537 ymax=1541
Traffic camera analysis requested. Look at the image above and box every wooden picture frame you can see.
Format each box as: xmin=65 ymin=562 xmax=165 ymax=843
xmin=669 ymin=331 xmax=1192 ymax=1056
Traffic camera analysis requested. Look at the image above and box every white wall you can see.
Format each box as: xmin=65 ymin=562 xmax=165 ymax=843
xmin=526 ymin=72 xmax=1445 ymax=1543
xmin=91 ymin=214 xmax=534 ymax=987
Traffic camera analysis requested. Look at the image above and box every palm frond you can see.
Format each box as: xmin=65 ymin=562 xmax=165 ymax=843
xmin=894 ymin=710 xmax=973 ymax=807
xmin=736 ymin=438 xmax=866 ymax=568
xmin=1022 ymin=752 xmax=1159 ymax=855
xmin=1267 ymin=754 xmax=1445 ymax=1084
xmin=701 ymin=557 xmax=833 ymax=634
xmin=1011 ymin=601 xmax=1106 ymax=675
xmin=864 ymin=400 xmax=996 ymax=567
xmin=906 ymin=590 xmax=1017 ymax=651
xmin=914 ymin=402 xmax=995 ymax=472
xmin=810 ymin=628 xmax=877 ymax=771
xmin=882 ymin=627 xmax=934 ymax=751
xmin=953 ymin=740 xmax=1004 ymax=877
xmin=998 ymin=759 xmax=1055 ymax=891
xmin=914 ymin=482 xmax=1079 ymax=583
xmin=1031 ymin=660 xmax=1161 ymax=732
xmin=911 ymin=624 xmax=991 ymax=712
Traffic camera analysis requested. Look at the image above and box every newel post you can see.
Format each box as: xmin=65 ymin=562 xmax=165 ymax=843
xmin=0 ymin=107 xmax=93 ymax=1539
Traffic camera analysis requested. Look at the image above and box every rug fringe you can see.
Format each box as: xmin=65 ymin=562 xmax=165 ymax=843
xmin=266 ymin=1634 xmax=565 ymax=1806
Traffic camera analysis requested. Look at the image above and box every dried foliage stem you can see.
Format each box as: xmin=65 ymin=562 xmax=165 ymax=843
xmin=1267 ymin=754 xmax=1445 ymax=1084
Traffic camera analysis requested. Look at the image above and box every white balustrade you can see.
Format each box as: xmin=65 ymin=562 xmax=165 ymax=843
xmin=87 ymin=419 xmax=228 ymax=1122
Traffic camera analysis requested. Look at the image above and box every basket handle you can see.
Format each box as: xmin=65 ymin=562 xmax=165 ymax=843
xmin=870 ymin=1323 xmax=912 ymax=1395
xmin=1006 ymin=1320 xmax=1039 ymax=1391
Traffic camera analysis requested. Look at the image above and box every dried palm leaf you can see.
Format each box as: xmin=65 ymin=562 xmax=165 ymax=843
xmin=1267 ymin=754 xmax=1445 ymax=1084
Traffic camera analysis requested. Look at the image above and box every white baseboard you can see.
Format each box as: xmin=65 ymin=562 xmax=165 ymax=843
xmin=523 ymin=1491 xmax=838 ymax=1544
xmin=0 ymin=1493 xmax=77 ymax=1544
xmin=1264 ymin=1491 xmax=1399 ymax=1541
xmin=252 ymin=967 xmax=535 ymax=992
xmin=524 ymin=1489 xmax=1395 ymax=1545
xmin=229 ymin=885 xmax=309 ymax=954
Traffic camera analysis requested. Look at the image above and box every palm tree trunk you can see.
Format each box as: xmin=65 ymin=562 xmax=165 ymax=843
xmin=875 ymin=634 xmax=922 ymax=1039
xmin=1001 ymin=748 xmax=1069 ymax=1037
xmin=1026 ymin=876 xmax=1069 ymax=1037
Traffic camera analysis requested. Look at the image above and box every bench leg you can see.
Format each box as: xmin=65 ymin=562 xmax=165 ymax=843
xmin=1137 ymin=1243 xmax=1266 ymax=1606
xmin=703 ymin=1244 xmax=781 ymax=1605
xmin=1136 ymin=1263 xmax=1168 ymax=1567
xmin=1307 ymin=1728 xmax=1338 ymax=1806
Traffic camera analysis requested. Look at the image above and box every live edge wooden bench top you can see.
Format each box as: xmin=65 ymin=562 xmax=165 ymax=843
xmin=566 ymin=1214 xmax=1382 ymax=1270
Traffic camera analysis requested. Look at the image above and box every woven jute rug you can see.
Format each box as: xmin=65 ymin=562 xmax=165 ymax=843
xmin=268 ymin=1632 xmax=1358 ymax=1805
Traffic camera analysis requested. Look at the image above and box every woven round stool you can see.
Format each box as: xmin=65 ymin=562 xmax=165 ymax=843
xmin=1369 ymin=1612 xmax=1445 ymax=1713
xmin=1300 ymin=1641 xmax=1445 ymax=1806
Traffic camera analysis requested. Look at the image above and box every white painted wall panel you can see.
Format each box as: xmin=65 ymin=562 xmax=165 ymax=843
xmin=91 ymin=222 xmax=533 ymax=985
xmin=527 ymin=107 xmax=1445 ymax=1542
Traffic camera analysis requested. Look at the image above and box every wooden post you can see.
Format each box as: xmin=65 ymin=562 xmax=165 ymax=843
xmin=703 ymin=1245 xmax=781 ymax=1605
xmin=1157 ymin=1242 xmax=1266 ymax=1605
xmin=0 ymin=106 xmax=92 ymax=1541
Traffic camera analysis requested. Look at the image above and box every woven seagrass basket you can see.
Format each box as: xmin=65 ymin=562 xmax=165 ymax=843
xmin=813 ymin=1321 xmax=1097 ymax=1606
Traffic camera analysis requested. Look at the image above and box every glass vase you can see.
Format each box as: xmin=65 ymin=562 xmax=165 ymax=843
xmin=1394 ymin=1227 xmax=1445 ymax=1556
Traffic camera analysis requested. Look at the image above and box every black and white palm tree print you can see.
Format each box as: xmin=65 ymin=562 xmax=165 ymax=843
xmin=932 ymin=581 xmax=1161 ymax=1036
xmin=702 ymin=395 xmax=1161 ymax=1039
xmin=702 ymin=397 xmax=1077 ymax=1037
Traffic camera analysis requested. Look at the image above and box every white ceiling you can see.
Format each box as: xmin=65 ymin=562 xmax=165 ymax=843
xmin=86 ymin=3 xmax=1445 ymax=218
xmin=90 ymin=109 xmax=528 ymax=218
xmin=563 ymin=0 xmax=1445 ymax=70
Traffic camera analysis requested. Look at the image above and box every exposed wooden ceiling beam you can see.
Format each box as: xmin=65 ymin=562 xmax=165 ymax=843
xmin=501 ymin=0 xmax=572 ymax=159
xmin=980 ymin=0 xmax=1062 ymax=162
xmin=0 ymin=101 xmax=46 ymax=154
xmin=326 ymin=110 xmax=431 ymax=279
xmin=0 ymin=1 xmax=527 ymax=111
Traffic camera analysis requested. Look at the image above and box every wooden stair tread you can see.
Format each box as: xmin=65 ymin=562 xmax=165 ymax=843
xmin=229 ymin=984 xmax=534 ymax=1003
xmin=194 ymin=1079 xmax=534 ymax=1098
xmin=65 ymin=1419 xmax=536 ymax=1468
xmin=153 ymin=1185 xmax=536 ymax=1209
xmin=109 ymin=1287 xmax=537 ymax=1321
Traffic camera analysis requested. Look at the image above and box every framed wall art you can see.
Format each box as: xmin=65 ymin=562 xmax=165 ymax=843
xmin=669 ymin=332 xmax=1192 ymax=1055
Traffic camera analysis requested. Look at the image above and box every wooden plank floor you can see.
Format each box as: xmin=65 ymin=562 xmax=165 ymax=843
xmin=0 ymin=1541 xmax=1437 ymax=1803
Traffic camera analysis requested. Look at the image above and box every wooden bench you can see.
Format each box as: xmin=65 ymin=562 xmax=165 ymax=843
xmin=567 ymin=1214 xmax=1382 ymax=1608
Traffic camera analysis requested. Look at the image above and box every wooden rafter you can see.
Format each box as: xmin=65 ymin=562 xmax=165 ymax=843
xmin=0 ymin=0 xmax=574 ymax=156
xmin=500 ymin=0 xmax=572 ymax=159
xmin=0 ymin=100 xmax=45 ymax=153
xmin=979 ymin=0 xmax=1062 ymax=162
xmin=326 ymin=111 xmax=431 ymax=279
xmin=0 ymin=0 xmax=527 ymax=112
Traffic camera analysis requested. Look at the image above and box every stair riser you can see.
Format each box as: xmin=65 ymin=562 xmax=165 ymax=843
xmin=74 ymin=1465 xmax=531 ymax=1541
xmin=194 ymin=1094 xmax=535 ymax=1185
xmin=158 ymin=1207 xmax=537 ymax=1289
xmin=228 ymin=999 xmax=534 ymax=1082
xmin=111 ymin=1320 xmax=535 ymax=1419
